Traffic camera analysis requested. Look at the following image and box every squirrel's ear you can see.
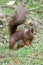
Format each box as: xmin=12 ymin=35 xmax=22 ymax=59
xmin=27 ymin=28 xmax=34 ymax=34
xmin=31 ymin=28 xmax=34 ymax=33
xmin=27 ymin=28 xmax=30 ymax=34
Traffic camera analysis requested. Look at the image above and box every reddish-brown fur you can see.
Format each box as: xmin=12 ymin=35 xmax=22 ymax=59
xmin=9 ymin=28 xmax=34 ymax=49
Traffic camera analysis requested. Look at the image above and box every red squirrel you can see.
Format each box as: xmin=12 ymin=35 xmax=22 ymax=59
xmin=9 ymin=28 xmax=34 ymax=49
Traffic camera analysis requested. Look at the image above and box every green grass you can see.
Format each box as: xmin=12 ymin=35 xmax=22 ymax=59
xmin=0 ymin=0 xmax=10 ymax=5
xmin=0 ymin=0 xmax=43 ymax=65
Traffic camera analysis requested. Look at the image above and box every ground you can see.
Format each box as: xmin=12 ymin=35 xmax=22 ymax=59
xmin=0 ymin=28 xmax=43 ymax=65
xmin=0 ymin=0 xmax=43 ymax=65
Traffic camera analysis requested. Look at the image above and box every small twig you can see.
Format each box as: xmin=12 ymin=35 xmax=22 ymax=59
xmin=0 ymin=5 xmax=16 ymax=9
